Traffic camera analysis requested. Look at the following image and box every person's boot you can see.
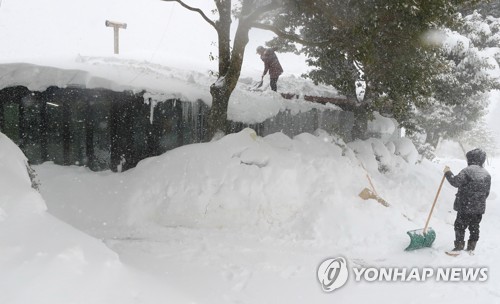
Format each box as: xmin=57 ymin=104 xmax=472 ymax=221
xmin=466 ymin=240 xmax=477 ymax=253
xmin=446 ymin=241 xmax=465 ymax=256
xmin=451 ymin=241 xmax=465 ymax=254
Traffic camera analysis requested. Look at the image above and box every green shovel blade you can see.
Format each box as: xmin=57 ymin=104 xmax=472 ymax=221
xmin=405 ymin=228 xmax=436 ymax=251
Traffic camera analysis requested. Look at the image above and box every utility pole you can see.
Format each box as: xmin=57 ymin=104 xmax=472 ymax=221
xmin=105 ymin=20 xmax=127 ymax=54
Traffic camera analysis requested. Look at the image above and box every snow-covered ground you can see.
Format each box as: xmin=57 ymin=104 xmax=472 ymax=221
xmin=1 ymin=0 xmax=499 ymax=303
xmin=0 ymin=132 xmax=190 ymax=303
xmin=2 ymin=127 xmax=498 ymax=303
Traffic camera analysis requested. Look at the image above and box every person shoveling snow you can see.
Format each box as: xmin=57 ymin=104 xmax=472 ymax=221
xmin=255 ymin=46 xmax=283 ymax=91
xmin=444 ymin=148 xmax=491 ymax=256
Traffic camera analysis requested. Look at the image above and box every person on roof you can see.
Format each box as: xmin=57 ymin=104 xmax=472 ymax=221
xmin=256 ymin=46 xmax=283 ymax=92
xmin=444 ymin=148 xmax=491 ymax=254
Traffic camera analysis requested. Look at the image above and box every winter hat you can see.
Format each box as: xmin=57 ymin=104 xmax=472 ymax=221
xmin=466 ymin=148 xmax=487 ymax=166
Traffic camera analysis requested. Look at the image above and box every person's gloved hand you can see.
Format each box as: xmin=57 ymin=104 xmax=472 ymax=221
xmin=443 ymin=166 xmax=451 ymax=173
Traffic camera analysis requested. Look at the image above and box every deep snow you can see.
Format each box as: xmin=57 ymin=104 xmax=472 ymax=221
xmin=1 ymin=128 xmax=495 ymax=303
xmin=1 ymin=0 xmax=499 ymax=302
xmin=0 ymin=132 xmax=189 ymax=303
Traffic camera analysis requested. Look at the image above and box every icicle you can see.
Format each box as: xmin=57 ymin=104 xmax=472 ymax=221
xmin=149 ymin=97 xmax=157 ymax=125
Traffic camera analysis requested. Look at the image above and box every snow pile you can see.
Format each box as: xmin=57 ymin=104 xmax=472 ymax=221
xmin=126 ymin=128 xmax=353 ymax=234
xmin=393 ymin=137 xmax=420 ymax=165
xmin=0 ymin=133 xmax=45 ymax=216
xmin=0 ymin=132 xmax=186 ymax=304
xmin=32 ymin=129 xmax=500 ymax=303
xmin=119 ymin=129 xmax=442 ymax=246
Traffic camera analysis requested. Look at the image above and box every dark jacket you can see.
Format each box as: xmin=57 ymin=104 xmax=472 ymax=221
xmin=445 ymin=148 xmax=491 ymax=214
xmin=261 ymin=48 xmax=283 ymax=78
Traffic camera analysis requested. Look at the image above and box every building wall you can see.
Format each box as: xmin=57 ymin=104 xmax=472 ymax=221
xmin=0 ymin=86 xmax=353 ymax=172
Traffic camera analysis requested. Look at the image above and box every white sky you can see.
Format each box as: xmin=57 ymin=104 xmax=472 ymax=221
xmin=0 ymin=0 xmax=309 ymax=78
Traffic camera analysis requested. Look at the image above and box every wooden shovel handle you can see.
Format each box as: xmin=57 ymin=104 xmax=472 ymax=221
xmin=423 ymin=174 xmax=446 ymax=234
xmin=366 ymin=174 xmax=378 ymax=196
xmin=359 ymin=161 xmax=378 ymax=196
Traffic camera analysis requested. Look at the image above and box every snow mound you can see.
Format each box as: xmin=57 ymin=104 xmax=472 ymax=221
xmin=126 ymin=129 xmax=431 ymax=244
xmin=393 ymin=137 xmax=420 ymax=164
xmin=0 ymin=132 xmax=186 ymax=304
xmin=0 ymin=133 xmax=46 ymax=216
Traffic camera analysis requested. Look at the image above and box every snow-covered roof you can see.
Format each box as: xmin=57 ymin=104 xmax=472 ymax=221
xmin=0 ymin=56 xmax=344 ymax=124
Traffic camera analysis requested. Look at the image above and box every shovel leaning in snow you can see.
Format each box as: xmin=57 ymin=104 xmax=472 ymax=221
xmin=405 ymin=174 xmax=446 ymax=251
xmin=358 ymin=164 xmax=390 ymax=207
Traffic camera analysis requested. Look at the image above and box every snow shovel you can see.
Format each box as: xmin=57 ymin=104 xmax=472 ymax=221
xmin=357 ymin=162 xmax=390 ymax=207
xmin=250 ymin=76 xmax=263 ymax=90
xmin=358 ymin=175 xmax=390 ymax=207
xmin=405 ymin=174 xmax=446 ymax=251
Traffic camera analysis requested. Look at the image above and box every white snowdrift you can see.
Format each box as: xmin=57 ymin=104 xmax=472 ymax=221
xmin=0 ymin=132 xmax=186 ymax=304
xmin=33 ymin=129 xmax=500 ymax=304
xmin=108 ymin=129 xmax=448 ymax=247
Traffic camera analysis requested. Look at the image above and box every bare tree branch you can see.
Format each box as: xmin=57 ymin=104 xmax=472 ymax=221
xmin=161 ymin=0 xmax=217 ymax=29
xmin=250 ymin=22 xmax=334 ymax=47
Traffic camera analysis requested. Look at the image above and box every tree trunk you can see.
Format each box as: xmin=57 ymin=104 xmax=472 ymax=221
xmin=205 ymin=0 xmax=278 ymax=139
xmin=207 ymin=19 xmax=251 ymax=139
xmin=216 ymin=1 xmax=231 ymax=76
xmin=208 ymin=83 xmax=230 ymax=137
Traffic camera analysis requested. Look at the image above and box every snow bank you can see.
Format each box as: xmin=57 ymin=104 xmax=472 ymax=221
xmin=0 ymin=133 xmax=45 ymax=216
xmin=122 ymin=129 xmax=442 ymax=246
xmin=32 ymin=129 xmax=500 ymax=303
xmin=0 ymin=132 xmax=186 ymax=303
xmin=393 ymin=137 xmax=420 ymax=165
